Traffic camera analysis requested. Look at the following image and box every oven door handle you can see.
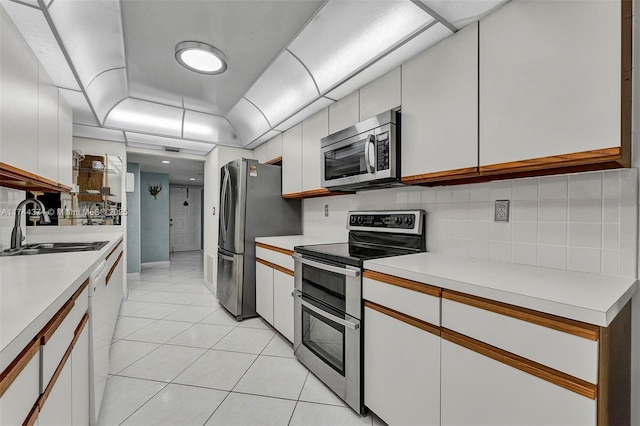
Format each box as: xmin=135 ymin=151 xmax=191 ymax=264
xmin=292 ymin=291 xmax=360 ymax=330
xmin=292 ymin=254 xmax=360 ymax=277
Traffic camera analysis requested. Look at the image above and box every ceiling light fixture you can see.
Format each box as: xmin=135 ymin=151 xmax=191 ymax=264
xmin=175 ymin=41 xmax=227 ymax=75
xmin=189 ymin=177 xmax=196 ymax=181
xmin=162 ymin=160 xmax=171 ymax=164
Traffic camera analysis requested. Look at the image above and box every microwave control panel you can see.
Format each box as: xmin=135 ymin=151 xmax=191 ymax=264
xmin=376 ymin=132 xmax=390 ymax=171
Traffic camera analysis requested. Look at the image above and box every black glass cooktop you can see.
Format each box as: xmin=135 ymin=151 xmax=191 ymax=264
xmin=295 ymin=242 xmax=420 ymax=267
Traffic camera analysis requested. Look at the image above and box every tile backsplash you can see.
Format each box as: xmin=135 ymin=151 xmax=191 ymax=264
xmin=0 ymin=188 xmax=26 ymax=250
xmin=303 ymin=169 xmax=639 ymax=278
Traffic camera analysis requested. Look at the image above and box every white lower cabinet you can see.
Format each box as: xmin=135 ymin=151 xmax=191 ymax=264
xmin=272 ymin=269 xmax=294 ymax=343
xmin=256 ymin=261 xmax=274 ymax=324
xmin=38 ymin=354 xmax=73 ymax=426
xmin=364 ymin=306 xmax=440 ymax=426
xmin=0 ymin=343 xmax=40 ymax=426
xmin=71 ymin=325 xmax=90 ymax=426
xmin=440 ymin=339 xmax=596 ymax=426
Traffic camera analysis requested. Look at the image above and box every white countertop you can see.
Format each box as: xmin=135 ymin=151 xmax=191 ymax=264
xmin=255 ymin=235 xmax=345 ymax=251
xmin=0 ymin=230 xmax=124 ymax=370
xmin=364 ymin=252 xmax=638 ymax=327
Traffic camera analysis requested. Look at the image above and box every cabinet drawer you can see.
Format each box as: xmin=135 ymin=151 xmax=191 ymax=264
xmin=441 ymin=338 xmax=597 ymax=426
xmin=363 ymin=270 xmax=441 ymax=326
xmin=0 ymin=339 xmax=40 ymax=426
xmin=255 ymin=246 xmax=274 ymax=263
xmin=441 ymin=291 xmax=599 ymax=384
xmin=40 ymin=283 xmax=89 ymax=393
xmin=272 ymin=250 xmax=294 ymax=271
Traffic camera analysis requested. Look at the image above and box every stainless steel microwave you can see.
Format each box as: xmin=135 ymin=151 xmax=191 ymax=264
xmin=321 ymin=110 xmax=400 ymax=191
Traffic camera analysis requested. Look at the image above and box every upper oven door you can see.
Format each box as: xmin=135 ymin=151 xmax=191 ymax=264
xmin=321 ymin=132 xmax=376 ymax=189
xmin=293 ymin=253 xmax=361 ymax=319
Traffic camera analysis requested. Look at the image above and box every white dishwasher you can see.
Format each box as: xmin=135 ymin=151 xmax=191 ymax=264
xmin=88 ymin=260 xmax=109 ymax=426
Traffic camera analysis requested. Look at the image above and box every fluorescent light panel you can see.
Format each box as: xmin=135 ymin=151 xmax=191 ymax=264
xmin=288 ymin=0 xmax=434 ymax=93
xmin=107 ymin=98 xmax=183 ymax=137
xmin=183 ymin=110 xmax=237 ymax=143
xmin=125 ymin=132 xmax=216 ymax=154
xmin=245 ymin=50 xmax=319 ymax=126
xmin=225 ymin=98 xmax=271 ymax=144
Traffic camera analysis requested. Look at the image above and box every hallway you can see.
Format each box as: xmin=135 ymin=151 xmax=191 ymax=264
xmin=99 ymin=251 xmax=377 ymax=426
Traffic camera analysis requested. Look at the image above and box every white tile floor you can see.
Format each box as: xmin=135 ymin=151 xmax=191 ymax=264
xmin=99 ymin=251 xmax=382 ymax=426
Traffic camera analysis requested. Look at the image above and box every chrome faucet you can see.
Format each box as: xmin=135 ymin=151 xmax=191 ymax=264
xmin=11 ymin=198 xmax=51 ymax=249
xmin=86 ymin=202 xmax=103 ymax=225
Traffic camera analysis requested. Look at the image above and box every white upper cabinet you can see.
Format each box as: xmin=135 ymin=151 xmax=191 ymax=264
xmin=266 ymin=133 xmax=283 ymax=162
xmin=328 ymin=91 xmax=359 ymax=134
xmin=282 ymin=124 xmax=303 ymax=196
xmin=58 ymin=94 xmax=73 ymax=188
xmin=38 ymin=64 xmax=60 ymax=183
xmin=359 ymin=67 xmax=401 ymax=121
xmin=301 ymin=108 xmax=328 ymax=192
xmin=402 ymin=22 xmax=478 ymax=183
xmin=1 ymin=7 xmax=38 ymax=173
xmin=253 ymin=143 xmax=267 ymax=164
xmin=479 ymin=0 xmax=626 ymax=169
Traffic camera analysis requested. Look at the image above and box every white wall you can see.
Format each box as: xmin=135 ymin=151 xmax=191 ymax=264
xmin=304 ymin=169 xmax=638 ymax=277
xmin=202 ymin=146 xmax=253 ymax=288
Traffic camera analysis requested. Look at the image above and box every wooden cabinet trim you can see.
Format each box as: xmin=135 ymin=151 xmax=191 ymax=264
xmin=71 ymin=278 xmax=90 ymax=304
xmin=38 ymin=342 xmax=72 ymax=410
xmin=620 ymin=0 xmax=633 ymax=168
xmin=106 ymin=238 xmax=123 ymax=260
xmin=256 ymin=257 xmax=274 ymax=268
xmin=273 ymin=263 xmax=294 ymax=277
xmin=0 ymin=162 xmax=72 ymax=192
xmin=442 ymin=290 xmax=599 ymax=341
xmin=72 ymin=313 xmax=89 ymax=345
xmin=479 ymin=147 xmax=623 ymax=176
xmin=256 ymin=257 xmax=294 ymax=277
xmin=265 ymin=156 xmax=283 ymax=165
xmin=597 ymin=302 xmax=632 ymax=425
xmin=39 ymin=299 xmax=74 ymax=345
xmin=363 ymin=270 xmax=441 ymax=298
xmin=402 ymin=167 xmax=479 ymax=185
xmin=23 ymin=402 xmax=40 ymax=426
xmin=255 ymin=242 xmax=294 ymax=257
xmin=106 ymin=251 xmax=123 ymax=286
xmin=365 ymin=300 xmax=440 ymax=337
xmin=442 ymin=328 xmax=597 ymax=400
xmin=282 ymin=189 xmax=353 ymax=199
xmin=0 ymin=338 xmax=40 ymax=398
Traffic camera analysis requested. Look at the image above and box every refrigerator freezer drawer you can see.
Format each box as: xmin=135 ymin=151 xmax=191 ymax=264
xmin=217 ymin=250 xmax=244 ymax=318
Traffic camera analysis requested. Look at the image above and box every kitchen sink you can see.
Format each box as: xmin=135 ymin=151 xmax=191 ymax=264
xmin=0 ymin=241 xmax=109 ymax=256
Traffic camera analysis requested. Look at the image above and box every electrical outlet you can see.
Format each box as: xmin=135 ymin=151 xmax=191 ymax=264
xmin=494 ymin=200 xmax=510 ymax=222
xmin=324 ymin=204 xmax=329 ymax=217
xmin=212 ymin=207 xmax=216 ymax=215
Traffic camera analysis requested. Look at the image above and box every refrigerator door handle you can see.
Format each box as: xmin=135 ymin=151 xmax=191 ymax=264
xmin=221 ymin=166 xmax=230 ymax=242
xmin=219 ymin=251 xmax=235 ymax=261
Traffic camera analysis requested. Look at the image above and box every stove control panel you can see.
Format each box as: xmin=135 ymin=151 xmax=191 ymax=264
xmin=347 ymin=210 xmax=424 ymax=234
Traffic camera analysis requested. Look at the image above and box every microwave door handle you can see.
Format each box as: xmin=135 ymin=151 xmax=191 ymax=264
xmin=292 ymin=290 xmax=360 ymax=330
xmin=292 ymin=254 xmax=360 ymax=277
xmin=364 ymin=134 xmax=375 ymax=174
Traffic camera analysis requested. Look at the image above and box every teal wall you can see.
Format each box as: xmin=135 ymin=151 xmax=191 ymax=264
xmin=126 ymin=162 xmax=140 ymax=273
xmin=140 ymin=172 xmax=170 ymax=263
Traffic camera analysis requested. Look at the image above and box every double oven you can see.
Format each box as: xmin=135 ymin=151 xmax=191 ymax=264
xmin=292 ymin=210 xmax=426 ymax=414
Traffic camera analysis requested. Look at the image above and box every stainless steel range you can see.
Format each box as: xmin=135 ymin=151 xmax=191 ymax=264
xmin=292 ymin=210 xmax=426 ymax=414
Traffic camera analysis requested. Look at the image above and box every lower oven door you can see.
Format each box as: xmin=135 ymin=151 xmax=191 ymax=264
xmin=292 ymin=290 xmax=362 ymax=413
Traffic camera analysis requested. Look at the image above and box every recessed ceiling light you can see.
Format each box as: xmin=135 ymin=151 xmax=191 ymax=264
xmin=175 ymin=41 xmax=227 ymax=75
xmin=189 ymin=177 xmax=196 ymax=181
xmin=162 ymin=160 xmax=171 ymax=164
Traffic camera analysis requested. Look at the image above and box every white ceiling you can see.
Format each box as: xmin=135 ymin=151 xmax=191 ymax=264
xmin=120 ymin=0 xmax=324 ymax=116
xmin=2 ymin=0 xmax=508 ymax=157
xmin=127 ymin=152 xmax=204 ymax=187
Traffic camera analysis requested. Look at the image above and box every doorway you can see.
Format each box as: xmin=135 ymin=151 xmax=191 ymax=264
xmin=170 ymin=186 xmax=202 ymax=252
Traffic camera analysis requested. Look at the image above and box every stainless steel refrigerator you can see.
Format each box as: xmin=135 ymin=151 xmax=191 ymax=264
xmin=217 ymin=158 xmax=302 ymax=320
